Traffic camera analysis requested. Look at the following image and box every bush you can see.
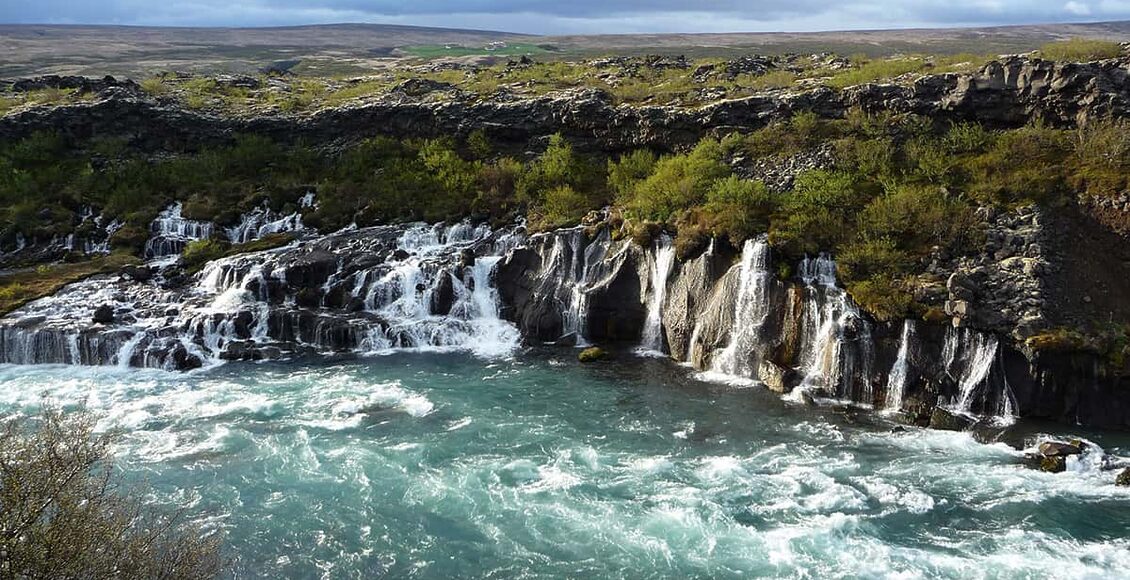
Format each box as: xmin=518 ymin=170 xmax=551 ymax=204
xmin=770 ymin=170 xmax=870 ymax=255
xmin=845 ymin=275 xmax=915 ymax=321
xmin=538 ymin=184 xmax=594 ymax=228
xmin=0 ymin=407 xmax=222 ymax=578
xmin=857 ymin=185 xmax=977 ymax=253
xmin=607 ymin=149 xmax=657 ymax=203
xmin=965 ymin=124 xmax=1070 ymax=206
xmin=517 ymin=134 xmax=599 ymax=205
xmin=181 ymin=238 xmax=229 ymax=269
xmin=623 ymin=139 xmax=729 ymax=221
xmin=1069 ymin=119 xmax=1130 ymax=197
xmin=701 ymin=175 xmax=776 ymax=243
xmin=1039 ymin=39 xmax=1123 ymax=62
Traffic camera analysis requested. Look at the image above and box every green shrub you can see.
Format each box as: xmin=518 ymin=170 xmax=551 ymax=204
xmin=607 ymin=149 xmax=657 ymax=203
xmin=857 ymin=185 xmax=977 ymax=253
xmin=1069 ymin=119 xmax=1130 ymax=197
xmin=836 ymin=237 xmax=913 ymax=281
xmin=622 ymin=139 xmax=728 ymax=221
xmin=538 ymin=184 xmax=594 ymax=228
xmin=770 ymin=170 xmax=870 ymax=256
xmin=845 ymin=275 xmax=915 ymax=321
xmin=965 ymin=124 xmax=1070 ymax=206
xmin=701 ymin=175 xmax=775 ymax=243
xmin=825 ymin=57 xmax=927 ymax=88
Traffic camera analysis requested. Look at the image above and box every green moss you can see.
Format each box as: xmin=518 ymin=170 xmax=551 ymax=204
xmin=0 ymin=252 xmax=140 ymax=316
xmin=578 ymin=346 xmax=609 ymax=362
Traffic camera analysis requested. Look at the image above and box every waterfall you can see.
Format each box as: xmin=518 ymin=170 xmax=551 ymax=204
xmin=884 ymin=320 xmax=915 ymax=412
xmin=637 ymin=234 xmax=675 ymax=356
xmin=709 ymin=237 xmax=772 ymax=378
xmin=145 ymin=203 xmax=215 ymax=258
xmin=0 ymin=220 xmax=523 ymax=369
xmin=943 ymin=328 xmax=1017 ymax=420
xmin=792 ymin=254 xmax=874 ymax=404
xmin=226 ymin=203 xmax=305 ymax=244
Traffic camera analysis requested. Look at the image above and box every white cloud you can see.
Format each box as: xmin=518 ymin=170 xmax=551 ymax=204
xmin=1064 ymin=1 xmax=1093 ymax=15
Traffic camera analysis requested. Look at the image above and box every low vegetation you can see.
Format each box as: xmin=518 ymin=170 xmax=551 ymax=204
xmin=0 ymin=407 xmax=223 ymax=578
xmin=1039 ymin=38 xmax=1124 ymax=61
xmin=0 ymin=252 xmax=140 ymax=316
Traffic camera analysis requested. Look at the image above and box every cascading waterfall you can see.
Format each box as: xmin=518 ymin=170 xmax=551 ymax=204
xmin=637 ymin=234 xmax=675 ymax=355
xmin=226 ymin=203 xmax=305 ymax=244
xmin=793 ymin=254 xmax=874 ymax=404
xmin=145 ymin=203 xmax=215 ymax=258
xmin=884 ymin=320 xmax=915 ymax=413
xmin=0 ymin=220 xmax=523 ymax=369
xmin=943 ymin=327 xmax=1017 ymax=420
xmin=708 ymin=237 xmax=772 ymax=378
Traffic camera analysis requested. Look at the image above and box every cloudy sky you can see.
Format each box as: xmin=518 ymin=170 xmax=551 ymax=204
xmin=1 ymin=0 xmax=1127 ymax=34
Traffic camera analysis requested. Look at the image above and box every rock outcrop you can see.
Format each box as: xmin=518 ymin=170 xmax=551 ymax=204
xmin=3 ymin=56 xmax=1130 ymax=155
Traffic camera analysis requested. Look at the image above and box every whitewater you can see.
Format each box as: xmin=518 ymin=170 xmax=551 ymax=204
xmin=1 ymin=352 xmax=1128 ymax=579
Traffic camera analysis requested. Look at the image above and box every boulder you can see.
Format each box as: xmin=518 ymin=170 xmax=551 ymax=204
xmin=929 ymin=407 xmax=976 ymax=431
xmin=430 ymin=271 xmax=456 ymax=316
xmin=1117 ymin=468 xmax=1130 ymax=487
xmin=120 ymin=264 xmax=153 ymax=282
xmin=92 ymin=304 xmax=115 ymax=324
xmin=578 ymin=346 xmax=609 ymax=363
xmin=1040 ymin=455 xmax=1067 ymax=473
xmin=758 ymin=360 xmax=797 ymax=394
xmin=1038 ymin=440 xmax=1084 ymax=457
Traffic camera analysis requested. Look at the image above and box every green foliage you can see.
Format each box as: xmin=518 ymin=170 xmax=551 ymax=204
xmin=857 ymin=185 xmax=977 ymax=253
xmin=770 ymin=170 xmax=871 ymax=255
xmin=701 ymin=176 xmax=776 ymax=243
xmin=1069 ymin=119 xmax=1130 ymax=197
xmin=518 ymin=134 xmax=600 ymax=206
xmin=965 ymin=124 xmax=1070 ymax=205
xmin=825 ymin=57 xmax=928 ymax=88
xmin=607 ymin=149 xmax=657 ymax=203
xmin=621 ymin=139 xmax=729 ymax=221
xmin=738 ymin=112 xmax=843 ymax=159
xmin=181 ymin=239 xmax=229 ymax=269
xmin=539 ymin=185 xmax=594 ymax=228
xmin=1039 ymin=39 xmax=1123 ymax=62
xmin=845 ymin=275 xmax=915 ymax=322
xmin=466 ymin=129 xmax=493 ymax=160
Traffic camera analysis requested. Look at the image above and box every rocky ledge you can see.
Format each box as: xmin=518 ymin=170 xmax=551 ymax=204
xmin=3 ymin=54 xmax=1130 ymax=154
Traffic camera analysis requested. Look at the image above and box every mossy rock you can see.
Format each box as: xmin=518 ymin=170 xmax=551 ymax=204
xmin=578 ymin=347 xmax=609 ymax=363
xmin=1117 ymin=468 xmax=1130 ymax=487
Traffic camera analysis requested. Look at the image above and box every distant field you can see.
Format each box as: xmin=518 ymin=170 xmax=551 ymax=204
xmin=400 ymin=42 xmax=555 ymax=58
xmin=0 ymin=21 xmax=1127 ymax=78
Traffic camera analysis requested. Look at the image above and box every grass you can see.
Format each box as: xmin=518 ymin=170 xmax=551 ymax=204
xmin=0 ymin=252 xmax=140 ymax=316
xmin=182 ymin=233 xmax=298 ymax=274
xmin=1039 ymin=39 xmax=1123 ymax=61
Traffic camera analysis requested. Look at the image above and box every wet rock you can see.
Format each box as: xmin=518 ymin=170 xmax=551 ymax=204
xmin=929 ymin=407 xmax=976 ymax=431
xmin=1039 ymin=455 xmax=1067 ymax=473
xmin=120 ymin=264 xmax=153 ymax=282
xmin=92 ymin=304 xmax=115 ymax=324
xmin=578 ymin=346 xmax=609 ymax=362
xmin=1038 ymin=440 xmax=1084 ymax=457
xmin=1117 ymin=468 xmax=1130 ymax=486
xmin=758 ymin=360 xmax=796 ymax=394
xmin=460 ymin=248 xmax=476 ymax=268
xmin=430 ymin=271 xmax=456 ymax=316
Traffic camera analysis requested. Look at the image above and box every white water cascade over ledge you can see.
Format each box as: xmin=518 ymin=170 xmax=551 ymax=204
xmin=0 ymin=220 xmax=526 ymax=370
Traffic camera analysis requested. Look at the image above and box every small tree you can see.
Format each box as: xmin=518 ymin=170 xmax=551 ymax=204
xmin=0 ymin=408 xmax=223 ymax=579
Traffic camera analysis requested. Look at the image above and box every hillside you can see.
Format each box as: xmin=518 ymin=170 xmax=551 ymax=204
xmin=2 ymin=20 xmax=1130 ymax=78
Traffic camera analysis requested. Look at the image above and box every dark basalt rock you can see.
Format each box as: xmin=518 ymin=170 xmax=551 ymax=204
xmin=430 ymin=271 xmax=456 ymax=316
xmin=92 ymin=304 xmax=115 ymax=324
xmin=928 ymin=407 xmax=976 ymax=431
xmin=120 ymin=264 xmax=153 ymax=282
